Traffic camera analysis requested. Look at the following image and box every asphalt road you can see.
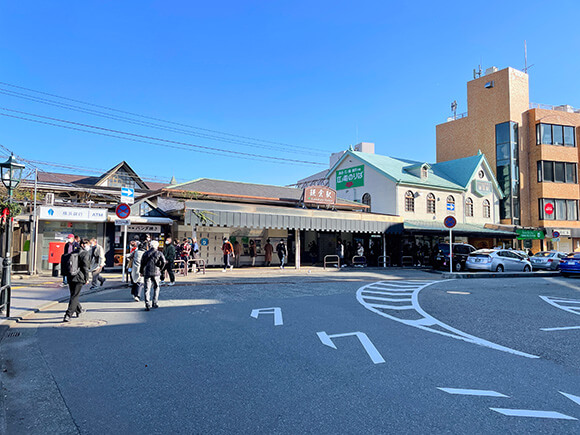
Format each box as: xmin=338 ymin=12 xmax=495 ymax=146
xmin=1 ymin=271 xmax=579 ymax=434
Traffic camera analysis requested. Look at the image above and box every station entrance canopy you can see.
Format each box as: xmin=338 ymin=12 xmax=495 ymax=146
xmin=184 ymin=200 xmax=402 ymax=234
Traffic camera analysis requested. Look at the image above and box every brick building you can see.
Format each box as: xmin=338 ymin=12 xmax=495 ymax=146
xmin=437 ymin=66 xmax=580 ymax=252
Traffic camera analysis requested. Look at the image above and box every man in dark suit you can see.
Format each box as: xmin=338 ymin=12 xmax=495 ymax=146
xmin=63 ymin=239 xmax=91 ymax=323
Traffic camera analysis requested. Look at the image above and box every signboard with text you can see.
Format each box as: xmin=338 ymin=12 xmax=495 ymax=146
xmin=336 ymin=165 xmax=364 ymax=190
xmin=39 ymin=206 xmax=107 ymax=222
xmin=303 ymin=186 xmax=337 ymax=205
xmin=121 ymin=187 xmax=135 ymax=205
xmin=127 ymin=224 xmax=161 ymax=233
xmin=516 ymin=229 xmax=544 ymax=240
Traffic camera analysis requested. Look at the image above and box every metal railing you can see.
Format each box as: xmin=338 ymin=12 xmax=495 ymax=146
xmin=530 ymin=102 xmax=580 ymax=113
xmin=173 ymin=259 xmax=188 ymax=276
xmin=351 ymin=255 xmax=367 ymax=267
xmin=188 ymin=258 xmax=206 ymax=275
xmin=445 ymin=112 xmax=468 ymax=122
xmin=323 ymin=255 xmax=340 ymax=270
xmin=377 ymin=255 xmax=391 ymax=267
xmin=0 ymin=284 xmax=11 ymax=317
xmin=401 ymin=256 xmax=414 ymax=267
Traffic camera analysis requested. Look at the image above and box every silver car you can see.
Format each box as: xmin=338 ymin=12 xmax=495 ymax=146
xmin=530 ymin=251 xmax=568 ymax=270
xmin=466 ymin=249 xmax=533 ymax=272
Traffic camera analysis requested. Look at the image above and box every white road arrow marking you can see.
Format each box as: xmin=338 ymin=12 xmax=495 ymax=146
xmin=357 ymin=280 xmax=539 ymax=359
xmin=250 ymin=307 xmax=283 ymax=326
xmin=560 ymin=391 xmax=580 ymax=407
xmin=490 ymin=408 xmax=577 ymax=420
xmin=437 ymin=388 xmax=509 ymax=397
xmin=540 ymin=326 xmax=580 ymax=332
xmin=317 ymin=331 xmax=385 ymax=364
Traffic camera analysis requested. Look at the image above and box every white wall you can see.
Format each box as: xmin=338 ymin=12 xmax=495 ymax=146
xmin=329 ymin=157 xmax=397 ymax=215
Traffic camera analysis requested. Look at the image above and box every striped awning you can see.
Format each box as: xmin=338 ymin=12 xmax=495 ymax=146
xmin=184 ymin=200 xmax=402 ymax=234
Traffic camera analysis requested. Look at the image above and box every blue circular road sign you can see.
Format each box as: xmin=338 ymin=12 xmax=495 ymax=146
xmin=444 ymin=215 xmax=457 ymax=229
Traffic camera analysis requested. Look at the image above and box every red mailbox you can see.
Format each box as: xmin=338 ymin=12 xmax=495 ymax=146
xmin=48 ymin=242 xmax=65 ymax=264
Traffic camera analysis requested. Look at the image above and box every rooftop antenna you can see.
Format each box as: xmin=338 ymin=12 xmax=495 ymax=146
xmin=451 ymin=100 xmax=458 ymax=119
xmin=523 ymin=40 xmax=534 ymax=73
xmin=473 ymin=65 xmax=482 ymax=79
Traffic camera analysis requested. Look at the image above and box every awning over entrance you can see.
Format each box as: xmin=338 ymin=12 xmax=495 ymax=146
xmin=106 ymin=215 xmax=174 ymax=225
xmin=184 ymin=200 xmax=402 ymax=234
xmin=404 ymin=220 xmax=515 ymax=238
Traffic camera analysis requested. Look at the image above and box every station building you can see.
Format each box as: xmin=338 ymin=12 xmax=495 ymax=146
xmin=437 ymin=66 xmax=580 ymax=252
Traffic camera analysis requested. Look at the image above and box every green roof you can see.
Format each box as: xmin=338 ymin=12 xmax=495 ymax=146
xmin=328 ymin=150 xmax=502 ymax=197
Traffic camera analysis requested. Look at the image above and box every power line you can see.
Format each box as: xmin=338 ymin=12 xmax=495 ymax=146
xmin=0 ymin=80 xmax=331 ymax=156
xmin=0 ymin=107 xmax=325 ymax=166
xmin=0 ymin=88 xmax=329 ymax=157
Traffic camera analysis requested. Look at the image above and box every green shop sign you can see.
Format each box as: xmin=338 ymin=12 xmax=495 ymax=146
xmin=516 ymin=229 xmax=544 ymax=240
xmin=336 ymin=165 xmax=364 ymax=190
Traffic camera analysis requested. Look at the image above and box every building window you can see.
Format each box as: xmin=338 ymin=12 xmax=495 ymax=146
xmin=537 ymin=161 xmax=577 ymax=184
xmin=108 ymin=170 xmax=137 ymax=189
xmin=496 ymin=121 xmax=519 ymax=223
xmin=426 ymin=193 xmax=436 ymax=214
xmin=537 ymin=123 xmax=576 ymax=147
xmin=362 ymin=193 xmax=371 ymax=212
xmin=421 ymin=166 xmax=429 ymax=179
xmin=405 ymin=191 xmax=415 ymax=212
xmin=465 ymin=197 xmax=474 ymax=217
xmin=483 ymin=199 xmax=491 ymax=218
xmin=446 ymin=195 xmax=455 ymax=211
xmin=539 ymin=198 xmax=579 ymax=221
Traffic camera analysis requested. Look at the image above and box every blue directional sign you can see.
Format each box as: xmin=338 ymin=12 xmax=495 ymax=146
xmin=121 ymin=187 xmax=135 ymax=204
xmin=200 ymin=238 xmax=209 ymax=246
xmin=446 ymin=202 xmax=455 ymax=211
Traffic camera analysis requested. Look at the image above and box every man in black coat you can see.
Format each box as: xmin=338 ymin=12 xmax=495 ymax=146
xmin=139 ymin=240 xmax=166 ymax=311
xmin=63 ymin=239 xmax=91 ymax=322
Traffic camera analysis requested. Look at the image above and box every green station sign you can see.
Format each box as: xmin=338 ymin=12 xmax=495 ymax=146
xmin=336 ymin=165 xmax=364 ymax=190
xmin=516 ymin=229 xmax=544 ymax=240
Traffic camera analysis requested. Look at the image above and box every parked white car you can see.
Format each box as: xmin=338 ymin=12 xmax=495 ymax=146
xmin=466 ymin=249 xmax=533 ymax=272
xmin=530 ymin=251 xmax=568 ymax=270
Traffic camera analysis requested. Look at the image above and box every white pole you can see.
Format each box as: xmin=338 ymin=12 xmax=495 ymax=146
xmin=31 ymin=168 xmax=38 ymax=274
xmin=122 ymin=225 xmax=128 ymax=282
xmin=449 ymin=227 xmax=453 ymax=274
xmin=295 ymin=228 xmax=301 ymax=270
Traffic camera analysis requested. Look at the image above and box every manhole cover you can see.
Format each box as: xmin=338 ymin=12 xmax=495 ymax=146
xmin=58 ymin=319 xmax=108 ymax=328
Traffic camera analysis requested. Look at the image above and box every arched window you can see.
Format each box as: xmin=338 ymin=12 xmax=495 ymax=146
xmin=362 ymin=193 xmax=371 ymax=212
xmin=405 ymin=191 xmax=415 ymax=212
xmin=426 ymin=193 xmax=436 ymax=214
xmin=447 ymin=195 xmax=455 ymax=206
xmin=421 ymin=166 xmax=429 ymax=179
xmin=466 ymin=197 xmax=474 ymax=217
xmin=483 ymin=199 xmax=491 ymax=218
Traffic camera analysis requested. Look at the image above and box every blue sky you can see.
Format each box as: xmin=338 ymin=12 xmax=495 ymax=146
xmin=1 ymin=1 xmax=579 ymax=186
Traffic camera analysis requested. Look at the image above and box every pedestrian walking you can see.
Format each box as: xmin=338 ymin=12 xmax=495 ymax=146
xmin=61 ymin=238 xmax=91 ymax=322
xmin=139 ymin=240 xmax=166 ymax=311
xmin=249 ymin=239 xmax=257 ymax=266
xmin=89 ymin=238 xmax=106 ymax=289
xmin=160 ymin=236 xmax=176 ymax=286
xmin=128 ymin=241 xmax=145 ymax=301
xmin=61 ymin=234 xmax=78 ymax=286
xmin=191 ymin=237 xmax=200 ymax=273
xmin=276 ymin=239 xmax=287 ymax=269
xmin=264 ymin=239 xmax=273 ymax=266
xmin=222 ymin=237 xmax=234 ymax=271
xmin=180 ymin=238 xmax=191 ymax=274
xmin=233 ymin=240 xmax=242 ymax=268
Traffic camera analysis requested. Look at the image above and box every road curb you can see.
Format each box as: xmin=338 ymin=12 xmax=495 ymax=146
xmin=442 ymin=271 xmax=561 ymax=279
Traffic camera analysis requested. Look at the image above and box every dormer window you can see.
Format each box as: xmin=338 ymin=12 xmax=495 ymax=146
xmin=421 ymin=165 xmax=429 ymax=179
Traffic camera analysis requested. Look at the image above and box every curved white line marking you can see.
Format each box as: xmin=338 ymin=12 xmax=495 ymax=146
xmin=357 ymin=280 xmax=539 ymax=359
xmin=540 ymin=296 xmax=580 ymax=316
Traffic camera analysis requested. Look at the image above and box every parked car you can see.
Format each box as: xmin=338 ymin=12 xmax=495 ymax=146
xmin=559 ymin=253 xmax=580 ymax=277
xmin=466 ymin=249 xmax=533 ymax=272
xmin=530 ymin=251 xmax=568 ymax=270
xmin=434 ymin=243 xmax=476 ymax=271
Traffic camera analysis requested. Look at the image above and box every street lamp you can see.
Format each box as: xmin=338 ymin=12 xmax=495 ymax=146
xmin=0 ymin=154 xmax=25 ymax=317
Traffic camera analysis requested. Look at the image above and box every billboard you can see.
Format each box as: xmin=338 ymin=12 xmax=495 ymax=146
xmin=336 ymin=165 xmax=364 ymax=190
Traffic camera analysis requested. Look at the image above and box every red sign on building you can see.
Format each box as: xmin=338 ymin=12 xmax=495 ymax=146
xmin=303 ymin=186 xmax=337 ymax=205
xmin=544 ymin=203 xmax=554 ymax=215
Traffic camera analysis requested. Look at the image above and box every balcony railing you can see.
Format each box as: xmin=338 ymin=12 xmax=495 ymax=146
xmin=445 ymin=112 xmax=468 ymax=122
xmin=530 ymin=102 xmax=580 ymax=113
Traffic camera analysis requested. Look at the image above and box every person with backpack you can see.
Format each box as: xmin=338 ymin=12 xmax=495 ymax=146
xmin=61 ymin=234 xmax=78 ymax=287
xmin=276 ymin=239 xmax=287 ymax=269
xmin=89 ymin=238 xmax=106 ymax=289
xmin=221 ymin=237 xmax=234 ymax=271
xmin=139 ymin=240 xmax=166 ymax=311
xmin=62 ymin=238 xmax=91 ymax=323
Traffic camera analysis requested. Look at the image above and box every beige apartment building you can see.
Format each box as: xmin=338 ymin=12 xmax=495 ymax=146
xmin=437 ymin=66 xmax=580 ymax=252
